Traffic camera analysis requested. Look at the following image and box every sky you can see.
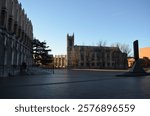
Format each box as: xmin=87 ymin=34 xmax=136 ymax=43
xmin=18 ymin=0 xmax=150 ymax=55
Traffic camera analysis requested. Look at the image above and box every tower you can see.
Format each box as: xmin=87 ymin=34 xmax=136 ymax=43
xmin=67 ymin=33 xmax=74 ymax=67
xmin=67 ymin=33 xmax=74 ymax=48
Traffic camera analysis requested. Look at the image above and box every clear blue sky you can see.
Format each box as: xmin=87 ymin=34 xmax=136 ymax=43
xmin=19 ymin=0 xmax=150 ymax=55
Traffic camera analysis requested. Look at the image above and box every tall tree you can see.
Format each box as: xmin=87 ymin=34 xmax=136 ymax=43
xmin=32 ymin=39 xmax=52 ymax=65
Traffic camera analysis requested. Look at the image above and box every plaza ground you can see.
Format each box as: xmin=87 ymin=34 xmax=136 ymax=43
xmin=0 ymin=69 xmax=150 ymax=99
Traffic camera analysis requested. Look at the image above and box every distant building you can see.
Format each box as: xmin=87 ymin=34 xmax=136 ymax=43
xmin=67 ymin=34 xmax=128 ymax=69
xmin=127 ymin=47 xmax=150 ymax=68
xmin=127 ymin=57 xmax=135 ymax=68
xmin=0 ymin=0 xmax=33 ymax=76
xmin=140 ymin=47 xmax=150 ymax=59
xmin=54 ymin=55 xmax=67 ymax=68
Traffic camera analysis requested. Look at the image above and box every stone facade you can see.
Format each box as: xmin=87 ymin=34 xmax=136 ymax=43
xmin=67 ymin=34 xmax=128 ymax=69
xmin=0 ymin=0 xmax=33 ymax=76
xmin=54 ymin=55 xmax=67 ymax=68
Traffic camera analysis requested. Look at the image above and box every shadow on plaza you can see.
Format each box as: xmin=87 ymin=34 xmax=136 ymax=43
xmin=0 ymin=68 xmax=150 ymax=99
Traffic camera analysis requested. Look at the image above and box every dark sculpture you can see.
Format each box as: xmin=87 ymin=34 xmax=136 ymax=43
xmin=133 ymin=40 xmax=139 ymax=61
xmin=130 ymin=40 xmax=145 ymax=74
xmin=117 ymin=40 xmax=149 ymax=77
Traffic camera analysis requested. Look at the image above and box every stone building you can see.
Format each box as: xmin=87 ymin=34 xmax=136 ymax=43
xmin=67 ymin=34 xmax=128 ymax=69
xmin=54 ymin=55 xmax=67 ymax=68
xmin=0 ymin=0 xmax=33 ymax=76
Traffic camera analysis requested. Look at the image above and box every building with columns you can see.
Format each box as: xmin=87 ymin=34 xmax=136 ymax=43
xmin=0 ymin=0 xmax=33 ymax=76
xmin=54 ymin=55 xmax=67 ymax=68
xmin=67 ymin=34 xmax=128 ymax=69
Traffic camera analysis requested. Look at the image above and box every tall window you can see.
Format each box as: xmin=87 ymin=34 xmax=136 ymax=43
xmin=1 ymin=10 xmax=6 ymax=26
xmin=8 ymin=17 xmax=12 ymax=32
xmin=18 ymin=28 xmax=21 ymax=38
xmin=14 ymin=23 xmax=17 ymax=35
xmin=81 ymin=53 xmax=84 ymax=61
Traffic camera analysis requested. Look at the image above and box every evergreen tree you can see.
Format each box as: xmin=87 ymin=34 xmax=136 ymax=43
xmin=32 ymin=39 xmax=53 ymax=65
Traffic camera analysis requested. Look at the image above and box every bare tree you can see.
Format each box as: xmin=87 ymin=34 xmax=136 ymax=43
xmin=111 ymin=43 xmax=131 ymax=56
xmin=97 ymin=40 xmax=107 ymax=47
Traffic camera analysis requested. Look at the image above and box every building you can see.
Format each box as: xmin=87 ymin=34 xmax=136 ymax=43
xmin=0 ymin=0 xmax=33 ymax=76
xmin=54 ymin=55 xmax=67 ymax=68
xmin=127 ymin=57 xmax=135 ymax=68
xmin=127 ymin=47 xmax=150 ymax=68
xmin=67 ymin=34 xmax=128 ymax=69
xmin=140 ymin=47 xmax=150 ymax=59
xmin=139 ymin=47 xmax=150 ymax=68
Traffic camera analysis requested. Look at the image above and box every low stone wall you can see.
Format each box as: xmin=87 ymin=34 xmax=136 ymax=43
xmin=0 ymin=65 xmax=20 ymax=77
xmin=0 ymin=65 xmax=54 ymax=77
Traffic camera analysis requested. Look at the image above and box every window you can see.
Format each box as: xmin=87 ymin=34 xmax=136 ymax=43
xmin=92 ymin=63 xmax=95 ymax=66
xmin=86 ymin=63 xmax=89 ymax=66
xmin=1 ymin=10 xmax=6 ymax=26
xmin=107 ymin=63 xmax=110 ymax=67
xmin=91 ymin=54 xmax=95 ymax=61
xmin=14 ymin=23 xmax=17 ymax=35
xmin=8 ymin=17 xmax=12 ymax=32
xmin=80 ymin=63 xmax=84 ymax=66
xmin=81 ymin=53 xmax=84 ymax=61
xmin=107 ymin=54 xmax=110 ymax=59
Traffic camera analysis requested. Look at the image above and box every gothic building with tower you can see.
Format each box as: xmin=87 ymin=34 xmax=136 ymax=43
xmin=67 ymin=34 xmax=128 ymax=69
xmin=0 ymin=0 xmax=33 ymax=76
